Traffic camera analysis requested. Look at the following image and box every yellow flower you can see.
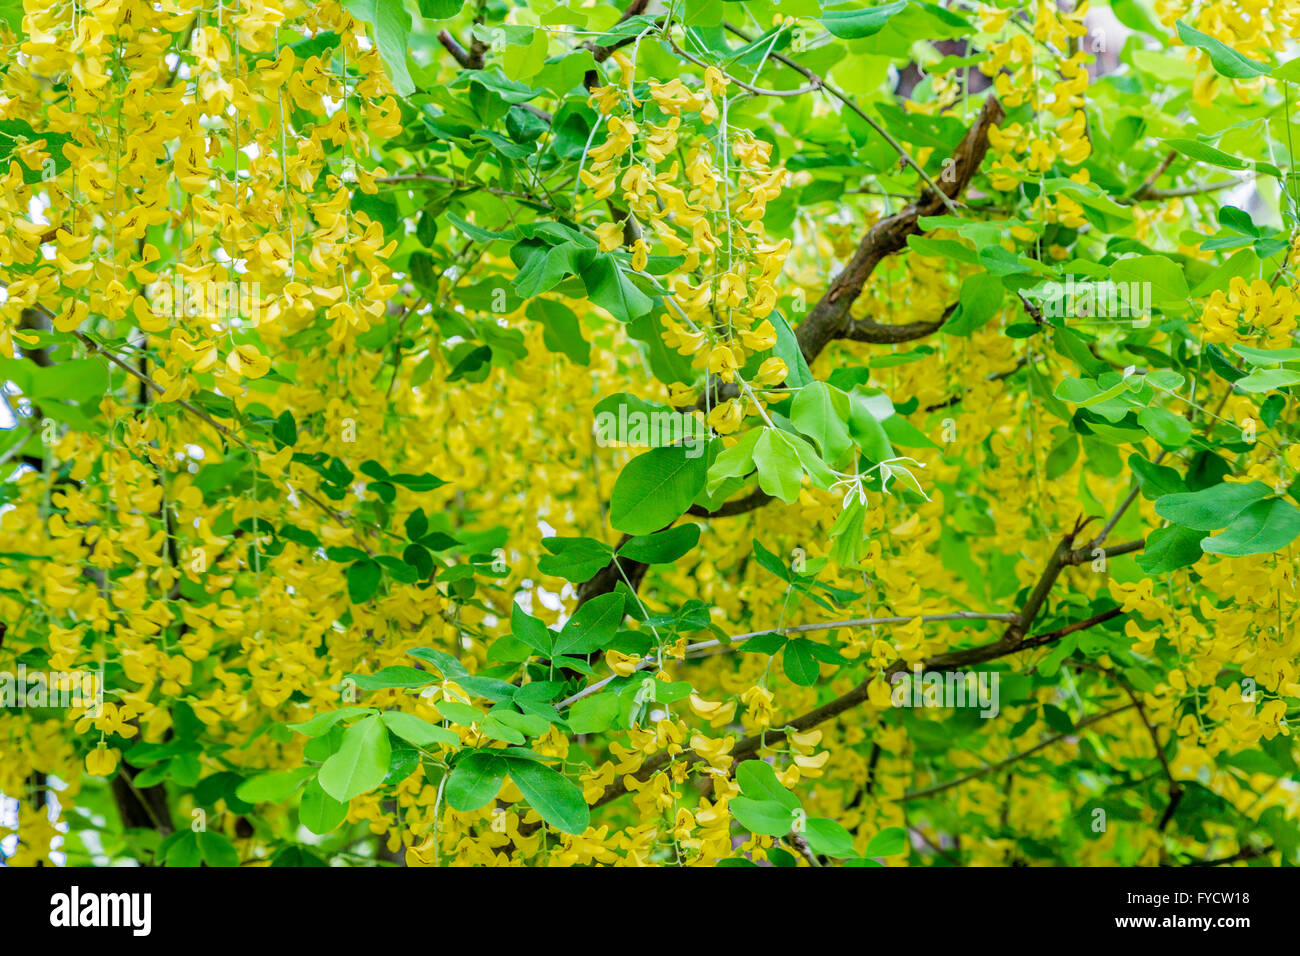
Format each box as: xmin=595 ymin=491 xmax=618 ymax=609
xmin=226 ymin=343 xmax=271 ymax=379
xmin=706 ymin=344 xmax=743 ymax=382
xmin=753 ymin=357 xmax=788 ymax=387
xmin=707 ymin=399 xmax=743 ymax=434
xmin=606 ymin=650 xmax=642 ymax=677
xmin=85 ymin=743 xmax=120 ymax=777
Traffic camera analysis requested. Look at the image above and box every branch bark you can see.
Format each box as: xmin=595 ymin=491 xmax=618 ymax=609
xmin=791 ymin=96 xmax=1003 ymax=365
xmin=899 ymin=703 xmax=1137 ymax=802
xmin=587 ymin=517 xmax=1129 ymax=812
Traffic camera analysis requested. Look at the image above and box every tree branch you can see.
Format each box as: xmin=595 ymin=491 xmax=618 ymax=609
xmin=1069 ymin=659 xmax=1181 ymax=833
xmin=792 ymin=96 xmax=1003 ymax=365
xmin=587 ymin=517 xmax=1125 ymax=811
xmin=898 ymin=703 xmax=1137 ymax=802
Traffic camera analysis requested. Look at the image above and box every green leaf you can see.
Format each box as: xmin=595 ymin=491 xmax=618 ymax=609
xmin=1176 ymin=20 xmax=1270 ymax=78
xmin=1201 ymin=498 xmax=1300 ymax=556
xmin=1129 ymin=453 xmax=1188 ymax=499
xmin=1137 ymin=407 xmax=1193 ymax=448
xmin=583 ymin=254 xmax=654 ymax=321
xmin=418 ymin=0 xmax=464 ymax=20
xmin=1154 ymin=481 xmax=1272 ymax=531
xmin=805 ymin=817 xmax=857 ymax=858
xmin=553 ymin=591 xmax=625 ymax=656
xmin=736 ymin=760 xmax=800 ymax=810
xmin=771 ymin=310 xmax=813 ymax=388
xmin=318 ymin=715 xmax=392 ymax=801
xmin=752 ymin=429 xmax=804 ymax=504
xmin=538 ymin=536 xmax=613 ymax=582
xmin=1042 ymin=704 xmax=1074 ymax=734
xmin=388 ymin=471 xmax=447 ymax=492
xmin=196 ymin=830 xmax=240 ymax=868
xmin=437 ymin=700 xmax=486 ymax=727
xmin=347 ymin=559 xmax=382 ymax=603
xmin=526 ymin=298 xmax=590 ymax=365
xmin=943 ymin=272 xmax=1003 ymax=336
xmin=909 ymin=235 xmax=981 ymax=266
xmin=821 ymin=1 xmax=908 ymax=38
xmin=1110 ymin=255 xmax=1188 ymax=307
xmin=1137 ymin=524 xmax=1204 ymax=575
xmin=299 ymin=778 xmax=348 ymax=834
xmin=506 ymin=757 xmax=590 ymax=835
xmin=512 ymin=240 xmax=582 ymax=298
xmin=865 ymin=826 xmax=908 ymax=856
xmin=380 ymin=711 xmax=461 ymax=749
xmin=343 ymin=0 xmax=416 ymax=96
xmin=617 ymin=523 xmax=701 ymax=563
xmin=511 ymin=603 xmax=554 ymax=655
xmin=791 ymin=381 xmax=854 ymax=462
xmin=1232 ymin=344 xmax=1300 ymax=365
xmin=288 ymin=707 xmax=374 ymax=737
xmin=567 ymin=693 xmax=619 ymax=734
xmin=453 ymin=68 xmax=543 ymax=104
xmin=1054 ymin=376 xmax=1131 ymax=409
xmin=706 ymin=428 xmax=761 ymax=493
xmin=446 ymin=213 xmax=508 ymax=245
xmin=1164 ymin=138 xmax=1249 ymax=171
xmin=730 ymin=796 xmax=797 ymax=836
xmin=27 ymin=359 xmax=110 ymax=403
xmin=234 ymin=766 xmax=317 ymax=803
xmin=882 ymin=414 xmax=940 ymax=450
xmin=347 ymin=665 xmax=437 ymax=690
xmin=847 ymin=391 xmax=894 ymax=462
xmin=445 ymin=751 xmax=508 ymax=811
xmin=164 ymin=832 xmax=202 ymax=867
xmin=1274 ymin=56 xmax=1300 ymax=84
xmin=782 ymin=638 xmax=821 ymax=686
xmin=408 ymin=647 xmax=470 ymax=679
xmin=609 ymin=446 xmax=708 ymax=534
xmin=1233 ymin=368 xmax=1300 ymax=393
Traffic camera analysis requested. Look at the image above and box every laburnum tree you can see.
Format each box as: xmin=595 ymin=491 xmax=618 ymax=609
xmin=0 ymin=0 xmax=1298 ymax=869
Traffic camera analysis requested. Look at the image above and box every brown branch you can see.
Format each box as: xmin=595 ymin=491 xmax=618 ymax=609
xmin=786 ymin=832 xmax=822 ymax=867
xmin=1127 ymin=150 xmax=1175 ymax=202
xmin=578 ymin=487 xmax=773 ymax=606
xmin=589 ymin=524 xmax=1126 ymax=811
xmin=584 ymin=0 xmax=650 ymax=65
xmin=686 ymin=487 xmax=771 ymax=518
xmin=1187 ymin=846 xmax=1272 ymax=867
xmin=1069 ymin=659 xmax=1180 ymax=828
xmin=438 ymin=29 xmax=474 ymax=68
xmin=1065 ymin=538 xmax=1146 ymax=565
xmin=791 ymin=95 xmax=1003 ymax=365
xmin=691 ymin=100 xmax=1004 ymax=448
xmin=899 ymin=703 xmax=1137 ymax=802
xmin=840 ymin=302 xmax=954 ymax=345
xmin=575 ymin=546 xmax=648 ymax=605
xmin=1017 ymin=606 xmax=1125 ymax=655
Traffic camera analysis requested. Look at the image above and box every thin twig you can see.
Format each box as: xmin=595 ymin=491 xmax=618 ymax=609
xmin=899 ymin=703 xmax=1137 ymax=802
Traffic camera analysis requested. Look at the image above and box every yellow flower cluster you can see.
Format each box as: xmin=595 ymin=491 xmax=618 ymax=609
xmin=584 ymin=57 xmax=792 ymax=434
xmin=973 ymin=1 xmax=1092 ymax=221
xmin=1202 ymin=276 xmax=1299 ymax=347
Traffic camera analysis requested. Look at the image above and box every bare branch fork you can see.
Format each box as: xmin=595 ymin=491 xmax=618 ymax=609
xmin=791 ymin=96 xmax=1004 ymax=364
